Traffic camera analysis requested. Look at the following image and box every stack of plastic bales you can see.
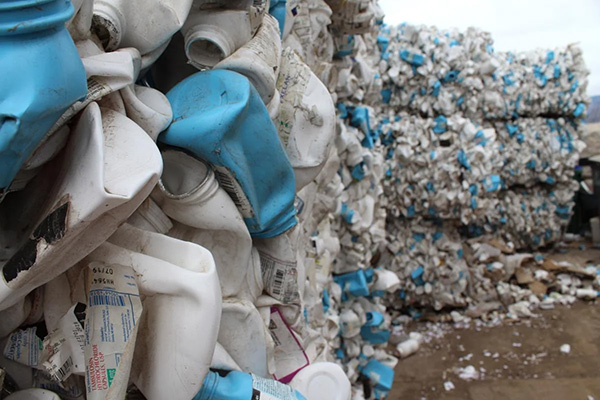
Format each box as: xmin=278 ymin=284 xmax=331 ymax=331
xmin=377 ymin=23 xmax=588 ymax=249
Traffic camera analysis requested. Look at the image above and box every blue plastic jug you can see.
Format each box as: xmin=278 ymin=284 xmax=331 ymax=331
xmin=0 ymin=0 xmax=87 ymax=193
xmin=194 ymin=370 xmax=307 ymax=400
xmin=269 ymin=0 xmax=286 ymax=37
xmin=159 ymin=70 xmax=297 ymax=238
xmin=360 ymin=311 xmax=390 ymax=344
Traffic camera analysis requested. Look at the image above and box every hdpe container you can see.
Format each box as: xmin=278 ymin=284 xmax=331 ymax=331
xmin=275 ymin=48 xmax=336 ymax=191
xmin=92 ymin=0 xmax=194 ymax=55
xmin=214 ymin=14 xmax=281 ymax=104
xmin=194 ymin=370 xmax=306 ymax=400
xmin=153 ymin=149 xmax=263 ymax=301
xmin=218 ymin=298 xmax=272 ymax=378
xmin=0 ymin=0 xmax=87 ymax=193
xmin=289 ymin=362 xmax=351 ymax=400
xmin=0 ymin=103 xmax=162 ymax=312
xmin=83 ymin=223 xmax=221 ymax=400
xmin=182 ymin=0 xmax=267 ymax=69
xmin=159 ymin=70 xmax=297 ymax=238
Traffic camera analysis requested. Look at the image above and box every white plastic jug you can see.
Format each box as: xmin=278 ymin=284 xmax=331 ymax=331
xmin=276 ymin=48 xmax=336 ymax=191
xmin=81 ymin=223 xmax=221 ymax=400
xmin=218 ymin=298 xmax=273 ymax=378
xmin=119 ymin=84 xmax=173 ymax=141
xmin=289 ymin=362 xmax=351 ymax=400
xmin=0 ymin=103 xmax=162 ymax=312
xmin=47 ymin=42 xmax=141 ymax=137
xmin=182 ymin=0 xmax=267 ymax=69
xmin=42 ymin=273 xmax=76 ymax=333
xmin=152 ymin=149 xmax=263 ymax=302
xmin=0 ymin=289 xmax=43 ymax=339
xmin=214 ymin=14 xmax=281 ymax=105
xmin=91 ymin=0 xmax=194 ymax=55
xmin=211 ymin=342 xmax=242 ymax=371
xmin=127 ymin=198 xmax=174 ymax=235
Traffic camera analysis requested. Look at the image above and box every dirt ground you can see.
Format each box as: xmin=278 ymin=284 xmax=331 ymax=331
xmin=389 ymin=301 xmax=600 ymax=400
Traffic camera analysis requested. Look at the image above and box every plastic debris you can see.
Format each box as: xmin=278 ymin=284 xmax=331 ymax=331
xmin=0 ymin=0 xmax=594 ymax=399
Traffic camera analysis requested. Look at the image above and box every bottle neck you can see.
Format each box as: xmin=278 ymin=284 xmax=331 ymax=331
xmin=159 ymin=150 xmax=219 ymax=206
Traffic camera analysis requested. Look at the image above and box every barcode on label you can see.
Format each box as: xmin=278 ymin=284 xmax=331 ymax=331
xmin=259 ymin=252 xmax=299 ymax=304
xmin=273 ymin=269 xmax=285 ymax=297
xmin=51 ymin=356 xmax=73 ymax=382
xmin=213 ymin=166 xmax=255 ymax=219
xmin=89 ymin=290 xmax=125 ymax=307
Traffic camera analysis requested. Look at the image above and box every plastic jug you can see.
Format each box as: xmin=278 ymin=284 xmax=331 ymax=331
xmin=0 ymin=290 xmax=43 ymax=338
xmin=289 ymin=362 xmax=351 ymax=400
xmin=218 ymin=298 xmax=273 ymax=378
xmin=152 ymin=149 xmax=262 ymax=301
xmin=159 ymin=70 xmax=298 ymax=238
xmin=275 ymin=48 xmax=336 ymax=191
xmin=214 ymin=14 xmax=281 ymax=105
xmin=119 ymin=84 xmax=173 ymax=141
xmin=81 ymin=223 xmax=221 ymax=400
xmin=194 ymin=369 xmax=306 ymax=400
xmin=0 ymin=102 xmax=162 ymax=312
xmin=360 ymin=312 xmax=390 ymax=345
xmin=46 ymin=42 xmax=141 ymax=139
xmin=91 ymin=0 xmax=194 ymax=55
xmin=127 ymin=198 xmax=173 ymax=235
xmin=182 ymin=0 xmax=267 ymax=69
xmin=211 ymin=342 xmax=242 ymax=371
xmin=0 ymin=0 xmax=87 ymax=193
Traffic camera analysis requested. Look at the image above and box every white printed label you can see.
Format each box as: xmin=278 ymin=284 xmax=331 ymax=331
xmin=3 ymin=327 xmax=43 ymax=367
xmin=270 ymin=308 xmax=309 ymax=381
xmin=213 ymin=166 xmax=256 ymax=219
xmin=276 ymin=49 xmax=312 ymax=149
xmin=84 ymin=262 xmax=142 ymax=400
xmin=48 ymin=77 xmax=112 ymax=136
xmin=252 ymin=374 xmax=298 ymax=400
xmin=42 ymin=303 xmax=86 ymax=382
xmin=260 ymin=251 xmax=299 ymax=304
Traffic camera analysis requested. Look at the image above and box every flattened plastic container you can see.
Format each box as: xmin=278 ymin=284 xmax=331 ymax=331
xmin=83 ymin=223 xmax=221 ymax=400
xmin=0 ymin=0 xmax=87 ymax=193
xmin=153 ymin=149 xmax=263 ymax=301
xmin=159 ymin=70 xmax=298 ymax=238
xmin=218 ymin=298 xmax=272 ymax=377
xmin=275 ymin=48 xmax=336 ymax=191
xmin=214 ymin=13 xmax=281 ymax=104
xmin=0 ymin=103 xmax=162 ymax=311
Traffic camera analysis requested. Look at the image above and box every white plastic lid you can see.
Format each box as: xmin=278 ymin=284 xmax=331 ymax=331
xmin=290 ymin=362 xmax=351 ymax=400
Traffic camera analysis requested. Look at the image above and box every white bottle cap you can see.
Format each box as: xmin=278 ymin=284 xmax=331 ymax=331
xmin=290 ymin=362 xmax=351 ymax=400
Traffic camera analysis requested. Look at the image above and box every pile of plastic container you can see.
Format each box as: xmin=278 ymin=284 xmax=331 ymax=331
xmin=0 ymin=0 xmax=593 ymax=399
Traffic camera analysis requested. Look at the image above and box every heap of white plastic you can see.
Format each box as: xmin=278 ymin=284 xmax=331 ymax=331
xmin=0 ymin=1 xmax=596 ymax=399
